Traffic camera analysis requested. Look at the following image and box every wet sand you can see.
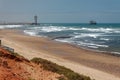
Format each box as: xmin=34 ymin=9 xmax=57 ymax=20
xmin=0 ymin=29 xmax=120 ymax=80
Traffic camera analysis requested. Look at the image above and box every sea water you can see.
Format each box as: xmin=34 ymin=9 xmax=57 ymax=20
xmin=1 ymin=23 xmax=120 ymax=55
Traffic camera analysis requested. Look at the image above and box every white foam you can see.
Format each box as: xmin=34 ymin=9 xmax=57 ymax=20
xmin=24 ymin=30 xmax=38 ymax=36
xmin=87 ymin=46 xmax=98 ymax=48
xmin=55 ymin=39 xmax=73 ymax=43
xmin=95 ymin=44 xmax=108 ymax=47
xmin=100 ymin=38 xmax=110 ymax=41
xmin=0 ymin=25 xmax=23 ymax=29
xmin=31 ymin=26 xmax=90 ymax=33
xmin=68 ymin=27 xmax=82 ymax=30
xmin=27 ymin=26 xmax=120 ymax=34
xmin=112 ymin=52 xmax=120 ymax=55
xmin=73 ymin=32 xmax=80 ymax=35
xmin=39 ymin=26 xmax=67 ymax=32
xmin=114 ymin=30 xmax=120 ymax=33
xmin=77 ymin=41 xmax=108 ymax=48
xmin=81 ymin=27 xmax=120 ymax=33
xmin=74 ymin=33 xmax=102 ymax=38
xmin=89 ymin=43 xmax=108 ymax=48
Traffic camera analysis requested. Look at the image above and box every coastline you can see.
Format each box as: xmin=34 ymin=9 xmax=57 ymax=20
xmin=0 ymin=29 xmax=120 ymax=80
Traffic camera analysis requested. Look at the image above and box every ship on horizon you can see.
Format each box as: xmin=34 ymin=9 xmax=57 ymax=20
xmin=89 ymin=20 xmax=97 ymax=25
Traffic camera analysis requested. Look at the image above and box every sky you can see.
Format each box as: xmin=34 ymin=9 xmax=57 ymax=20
xmin=0 ymin=0 xmax=120 ymax=23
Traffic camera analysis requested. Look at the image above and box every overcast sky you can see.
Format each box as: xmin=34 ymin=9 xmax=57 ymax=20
xmin=0 ymin=0 xmax=120 ymax=23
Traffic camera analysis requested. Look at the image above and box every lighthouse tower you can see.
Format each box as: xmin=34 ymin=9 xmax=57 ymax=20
xmin=34 ymin=15 xmax=38 ymax=25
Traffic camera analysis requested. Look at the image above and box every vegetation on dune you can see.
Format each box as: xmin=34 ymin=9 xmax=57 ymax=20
xmin=28 ymin=77 xmax=35 ymax=80
xmin=0 ymin=48 xmax=92 ymax=80
xmin=31 ymin=57 xmax=92 ymax=80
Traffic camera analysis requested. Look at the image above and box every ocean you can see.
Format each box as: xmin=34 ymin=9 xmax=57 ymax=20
xmin=1 ymin=23 xmax=120 ymax=55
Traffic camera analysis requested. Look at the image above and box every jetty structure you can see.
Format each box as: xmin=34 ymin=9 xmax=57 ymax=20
xmin=0 ymin=16 xmax=39 ymax=25
xmin=34 ymin=15 xmax=38 ymax=25
xmin=89 ymin=20 xmax=97 ymax=25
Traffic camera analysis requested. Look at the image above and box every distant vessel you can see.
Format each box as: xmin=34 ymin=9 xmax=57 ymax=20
xmin=89 ymin=20 xmax=97 ymax=25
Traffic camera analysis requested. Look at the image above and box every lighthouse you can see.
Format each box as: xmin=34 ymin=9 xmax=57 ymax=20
xmin=34 ymin=15 xmax=38 ymax=25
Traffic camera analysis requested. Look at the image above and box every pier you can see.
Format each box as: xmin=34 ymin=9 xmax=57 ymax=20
xmin=0 ymin=15 xmax=39 ymax=25
xmin=0 ymin=22 xmax=34 ymax=25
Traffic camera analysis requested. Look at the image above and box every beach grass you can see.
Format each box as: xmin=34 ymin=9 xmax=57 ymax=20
xmin=31 ymin=57 xmax=91 ymax=80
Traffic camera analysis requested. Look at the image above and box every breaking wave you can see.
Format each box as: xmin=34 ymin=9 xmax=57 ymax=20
xmin=26 ymin=26 xmax=120 ymax=34
xmin=0 ymin=25 xmax=23 ymax=29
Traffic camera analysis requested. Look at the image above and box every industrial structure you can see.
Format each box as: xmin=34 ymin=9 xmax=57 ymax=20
xmin=34 ymin=15 xmax=38 ymax=25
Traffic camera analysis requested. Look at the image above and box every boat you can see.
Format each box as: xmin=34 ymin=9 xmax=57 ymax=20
xmin=89 ymin=20 xmax=97 ymax=25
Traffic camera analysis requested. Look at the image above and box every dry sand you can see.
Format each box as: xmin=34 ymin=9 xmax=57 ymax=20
xmin=0 ymin=29 xmax=120 ymax=80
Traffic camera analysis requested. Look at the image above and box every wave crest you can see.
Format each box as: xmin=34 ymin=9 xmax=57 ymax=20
xmin=0 ymin=25 xmax=23 ymax=29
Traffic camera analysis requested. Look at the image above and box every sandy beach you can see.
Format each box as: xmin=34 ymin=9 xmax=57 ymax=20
xmin=0 ymin=29 xmax=120 ymax=80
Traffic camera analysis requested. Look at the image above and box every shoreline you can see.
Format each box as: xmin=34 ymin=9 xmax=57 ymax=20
xmin=55 ymin=41 xmax=120 ymax=57
xmin=24 ymin=29 xmax=120 ymax=57
xmin=0 ymin=29 xmax=120 ymax=80
xmin=24 ymin=31 xmax=120 ymax=57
